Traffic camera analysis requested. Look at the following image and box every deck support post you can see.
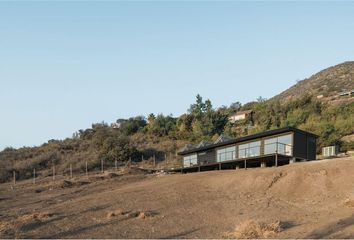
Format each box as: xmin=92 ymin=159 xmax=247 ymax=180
xmin=244 ymin=159 xmax=247 ymax=170
xmin=275 ymin=153 xmax=278 ymax=167
xmin=261 ymin=161 xmax=266 ymax=168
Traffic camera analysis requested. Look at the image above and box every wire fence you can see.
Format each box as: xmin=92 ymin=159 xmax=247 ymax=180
xmin=9 ymin=154 xmax=183 ymax=188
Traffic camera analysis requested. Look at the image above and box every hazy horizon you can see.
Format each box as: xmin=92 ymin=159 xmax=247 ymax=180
xmin=1 ymin=1 xmax=353 ymax=150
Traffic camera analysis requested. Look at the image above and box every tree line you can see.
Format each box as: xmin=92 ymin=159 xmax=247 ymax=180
xmin=0 ymin=94 xmax=353 ymax=182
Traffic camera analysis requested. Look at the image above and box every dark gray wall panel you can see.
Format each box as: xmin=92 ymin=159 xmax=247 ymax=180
xmin=293 ymin=131 xmax=308 ymax=159
xmin=198 ymin=149 xmax=216 ymax=165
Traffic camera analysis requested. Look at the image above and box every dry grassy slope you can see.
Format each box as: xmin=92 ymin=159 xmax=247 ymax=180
xmin=1 ymin=156 xmax=354 ymax=239
xmin=271 ymin=61 xmax=354 ymax=103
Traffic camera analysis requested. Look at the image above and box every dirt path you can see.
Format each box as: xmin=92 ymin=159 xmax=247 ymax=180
xmin=1 ymin=156 xmax=354 ymax=238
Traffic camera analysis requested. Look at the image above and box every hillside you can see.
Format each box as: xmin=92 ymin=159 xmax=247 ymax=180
xmin=1 ymin=156 xmax=354 ymax=238
xmin=271 ymin=61 xmax=354 ymax=103
xmin=0 ymin=61 xmax=353 ymax=183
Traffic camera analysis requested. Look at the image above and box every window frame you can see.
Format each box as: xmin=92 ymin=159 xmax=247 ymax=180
xmin=183 ymin=154 xmax=198 ymax=167
xmin=216 ymin=145 xmax=237 ymax=162
xmin=238 ymin=140 xmax=261 ymax=158
xmin=263 ymin=133 xmax=293 ymax=156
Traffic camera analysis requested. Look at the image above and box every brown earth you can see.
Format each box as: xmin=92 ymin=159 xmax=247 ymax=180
xmin=1 ymin=156 xmax=354 ymax=239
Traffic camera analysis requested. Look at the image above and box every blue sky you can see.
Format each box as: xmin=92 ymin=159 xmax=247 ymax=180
xmin=0 ymin=1 xmax=353 ymax=150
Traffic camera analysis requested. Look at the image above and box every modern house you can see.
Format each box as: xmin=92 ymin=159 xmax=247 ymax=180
xmin=178 ymin=127 xmax=318 ymax=173
xmin=229 ymin=110 xmax=253 ymax=122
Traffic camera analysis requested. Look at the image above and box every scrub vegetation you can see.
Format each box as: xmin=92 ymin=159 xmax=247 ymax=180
xmin=0 ymin=62 xmax=353 ymax=183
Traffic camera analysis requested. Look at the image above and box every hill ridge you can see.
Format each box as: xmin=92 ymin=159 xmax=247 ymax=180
xmin=271 ymin=61 xmax=354 ymax=103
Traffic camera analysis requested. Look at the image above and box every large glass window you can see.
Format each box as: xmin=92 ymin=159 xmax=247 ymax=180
xmin=238 ymin=140 xmax=261 ymax=158
xmin=217 ymin=146 xmax=236 ymax=162
xmin=183 ymin=154 xmax=198 ymax=167
xmin=277 ymin=134 xmax=292 ymax=155
xmin=264 ymin=137 xmax=277 ymax=155
xmin=264 ymin=134 xmax=292 ymax=156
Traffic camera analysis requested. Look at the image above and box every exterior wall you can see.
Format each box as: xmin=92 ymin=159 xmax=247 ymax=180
xmin=198 ymin=149 xmax=216 ymax=165
xmin=293 ymin=131 xmax=317 ymax=160
xmin=293 ymin=131 xmax=308 ymax=160
xmin=229 ymin=114 xmax=246 ymax=122
xmin=307 ymin=135 xmax=317 ymax=160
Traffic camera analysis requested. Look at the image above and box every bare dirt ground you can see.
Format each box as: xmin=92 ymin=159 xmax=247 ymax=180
xmin=1 ymin=156 xmax=354 ymax=239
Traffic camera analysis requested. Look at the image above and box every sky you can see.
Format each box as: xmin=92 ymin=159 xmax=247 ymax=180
xmin=0 ymin=1 xmax=353 ymax=150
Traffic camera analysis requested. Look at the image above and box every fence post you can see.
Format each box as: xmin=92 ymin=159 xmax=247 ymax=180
xmin=33 ymin=168 xmax=36 ymax=184
xmin=13 ymin=171 xmax=16 ymax=186
xmin=85 ymin=161 xmax=88 ymax=178
xmin=115 ymin=160 xmax=118 ymax=171
xmin=70 ymin=164 xmax=73 ymax=179
xmin=101 ymin=159 xmax=104 ymax=173
xmin=153 ymin=155 xmax=156 ymax=167
xmin=52 ymin=162 xmax=55 ymax=181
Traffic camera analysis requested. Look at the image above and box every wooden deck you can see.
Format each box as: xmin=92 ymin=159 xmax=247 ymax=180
xmin=168 ymin=153 xmax=294 ymax=173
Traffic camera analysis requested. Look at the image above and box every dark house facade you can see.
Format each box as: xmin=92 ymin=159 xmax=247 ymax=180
xmin=178 ymin=127 xmax=318 ymax=172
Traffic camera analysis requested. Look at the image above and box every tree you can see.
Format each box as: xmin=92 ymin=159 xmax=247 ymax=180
xmin=256 ymin=96 xmax=267 ymax=103
xmin=230 ymin=101 xmax=242 ymax=111
xmin=120 ymin=116 xmax=147 ymax=135
xmin=100 ymin=135 xmax=136 ymax=162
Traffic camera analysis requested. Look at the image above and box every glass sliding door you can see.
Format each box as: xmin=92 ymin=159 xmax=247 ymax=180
xmin=249 ymin=141 xmax=261 ymax=157
xmin=238 ymin=140 xmax=261 ymax=158
xmin=217 ymin=146 xmax=236 ymax=162
xmin=183 ymin=154 xmax=198 ymax=167
xmin=264 ymin=134 xmax=293 ymax=156
xmin=277 ymin=134 xmax=292 ymax=155
xmin=264 ymin=137 xmax=277 ymax=155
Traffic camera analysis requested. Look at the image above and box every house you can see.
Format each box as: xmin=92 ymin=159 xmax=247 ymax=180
xmin=338 ymin=90 xmax=354 ymax=97
xmin=111 ymin=122 xmax=122 ymax=129
xmin=229 ymin=110 xmax=253 ymax=122
xmin=178 ymin=127 xmax=318 ymax=172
